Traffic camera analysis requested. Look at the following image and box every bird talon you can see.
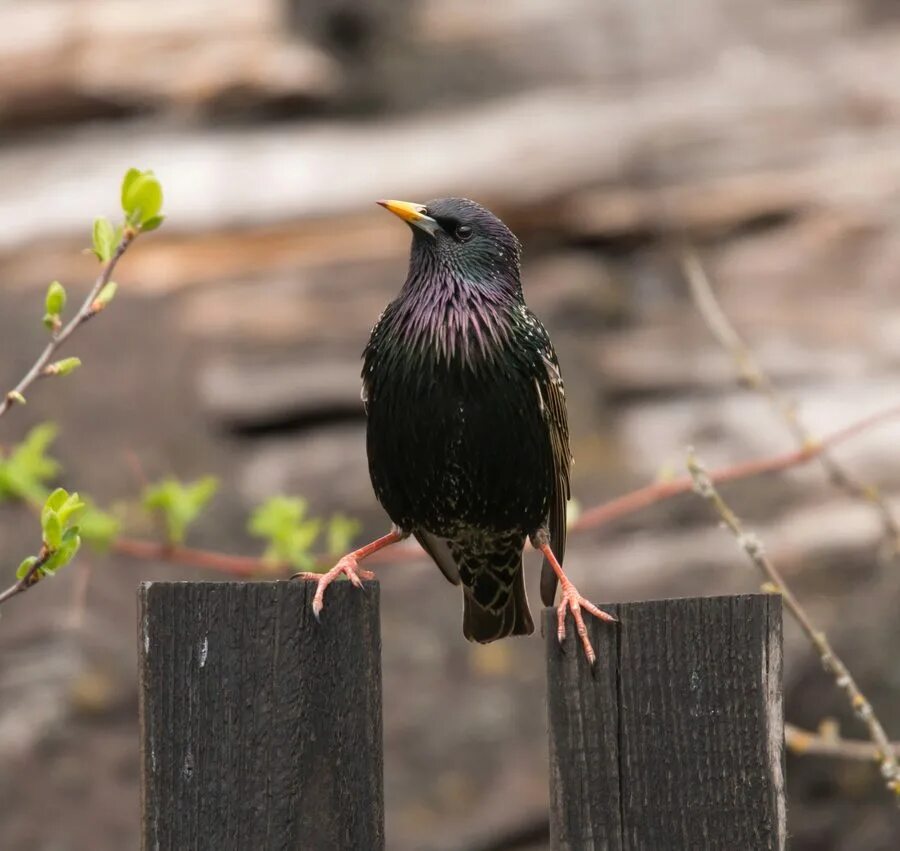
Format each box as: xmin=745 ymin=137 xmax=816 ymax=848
xmin=293 ymin=554 xmax=375 ymax=619
xmin=556 ymin=580 xmax=613 ymax=665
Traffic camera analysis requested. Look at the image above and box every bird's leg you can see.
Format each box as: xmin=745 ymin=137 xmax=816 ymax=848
xmin=533 ymin=535 xmax=616 ymax=665
xmin=292 ymin=527 xmax=406 ymax=619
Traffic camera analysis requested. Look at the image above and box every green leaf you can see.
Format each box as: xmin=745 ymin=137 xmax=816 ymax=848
xmin=140 ymin=215 xmax=165 ymax=233
xmin=42 ymin=529 xmax=81 ymax=574
xmin=45 ymin=487 xmax=69 ymax=512
xmin=45 ymin=281 xmax=66 ymax=317
xmin=46 ymin=357 xmax=82 ymax=377
xmin=0 ymin=423 xmax=60 ymax=504
xmin=143 ymin=476 xmax=219 ymax=544
xmin=248 ymin=496 xmax=326 ymax=569
xmin=42 ymin=510 xmax=62 ymax=549
xmin=16 ymin=556 xmax=38 ymax=581
xmin=248 ymin=496 xmax=307 ymax=539
xmin=121 ymin=168 xmax=142 ymax=210
xmin=122 ymin=170 xmax=163 ymax=227
xmin=79 ymin=503 xmax=121 ymax=552
xmin=40 ymin=488 xmax=84 ymax=549
xmin=95 ymin=281 xmax=118 ymax=308
xmin=6 ymin=391 xmax=26 ymax=406
xmin=57 ymin=491 xmax=86 ymax=527
xmin=92 ymin=217 xmax=117 ymax=262
xmin=326 ymin=513 xmax=361 ymax=556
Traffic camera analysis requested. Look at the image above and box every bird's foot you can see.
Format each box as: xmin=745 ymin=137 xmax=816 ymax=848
xmin=556 ymin=577 xmax=617 ymax=666
xmin=291 ymin=555 xmax=376 ymax=620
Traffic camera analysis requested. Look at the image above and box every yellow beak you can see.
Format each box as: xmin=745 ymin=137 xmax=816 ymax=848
xmin=377 ymin=199 xmax=441 ymax=236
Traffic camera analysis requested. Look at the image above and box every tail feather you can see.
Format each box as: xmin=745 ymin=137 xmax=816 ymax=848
xmin=462 ymin=559 xmax=534 ymax=643
xmin=447 ymin=533 xmax=533 ymax=643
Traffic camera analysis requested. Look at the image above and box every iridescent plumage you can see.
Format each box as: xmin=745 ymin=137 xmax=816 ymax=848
xmin=363 ymin=198 xmax=571 ymax=641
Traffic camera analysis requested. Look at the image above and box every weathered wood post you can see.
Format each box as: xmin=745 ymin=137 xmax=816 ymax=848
xmin=546 ymin=594 xmax=785 ymax=850
xmin=138 ymin=580 xmax=384 ymax=850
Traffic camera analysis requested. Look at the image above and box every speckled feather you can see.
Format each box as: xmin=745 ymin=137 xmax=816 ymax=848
xmin=363 ymin=198 xmax=572 ymax=642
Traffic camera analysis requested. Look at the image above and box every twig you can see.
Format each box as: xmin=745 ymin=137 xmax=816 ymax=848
xmin=112 ymin=537 xmax=269 ymax=577
xmin=687 ymin=451 xmax=900 ymax=799
xmin=573 ymin=401 xmax=900 ymax=532
xmin=786 ymin=722 xmax=900 ymax=761
xmin=82 ymin=400 xmax=900 ymax=580
xmin=0 ymin=547 xmax=50 ymax=606
xmin=682 ymin=249 xmax=900 ymax=554
xmin=0 ymin=233 xmax=134 ymax=420
xmin=111 ymin=533 xmax=425 ymax=576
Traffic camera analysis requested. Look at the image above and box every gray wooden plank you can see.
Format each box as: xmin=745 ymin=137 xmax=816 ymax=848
xmin=545 ymin=594 xmax=784 ymax=851
xmin=138 ymin=579 xmax=384 ymax=850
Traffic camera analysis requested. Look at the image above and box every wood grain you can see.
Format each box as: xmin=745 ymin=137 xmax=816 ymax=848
xmin=138 ymin=580 xmax=384 ymax=850
xmin=546 ymin=594 xmax=784 ymax=851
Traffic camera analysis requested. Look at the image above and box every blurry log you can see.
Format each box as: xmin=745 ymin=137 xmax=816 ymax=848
xmin=0 ymin=0 xmax=337 ymax=126
xmin=198 ymin=358 xmax=363 ymax=431
xmin=4 ymin=52 xmax=900 ymax=262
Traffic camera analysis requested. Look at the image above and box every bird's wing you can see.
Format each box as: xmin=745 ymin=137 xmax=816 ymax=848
xmin=414 ymin=531 xmax=461 ymax=585
xmin=537 ymin=345 xmax=572 ymax=607
xmin=361 ymin=305 xmax=391 ymax=415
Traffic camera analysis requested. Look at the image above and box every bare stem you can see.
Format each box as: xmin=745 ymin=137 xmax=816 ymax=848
xmin=573 ymin=401 xmax=900 ymax=532
xmin=682 ymin=249 xmax=900 ymax=554
xmin=786 ymin=722 xmax=900 ymax=761
xmin=0 ymin=547 xmax=50 ymax=606
xmin=72 ymin=399 xmax=900 ymax=581
xmin=0 ymin=234 xmax=134 ymax=421
xmin=688 ymin=452 xmax=900 ymax=800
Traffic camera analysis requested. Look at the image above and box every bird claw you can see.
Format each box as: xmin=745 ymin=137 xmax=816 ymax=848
xmin=290 ymin=555 xmax=376 ymax=619
xmin=556 ymin=580 xmax=616 ymax=666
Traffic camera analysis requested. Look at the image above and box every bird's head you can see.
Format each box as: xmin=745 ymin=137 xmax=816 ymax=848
xmin=378 ymin=197 xmax=521 ymax=295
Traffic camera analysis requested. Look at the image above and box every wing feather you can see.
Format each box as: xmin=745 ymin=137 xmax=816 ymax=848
xmin=537 ymin=346 xmax=572 ymax=606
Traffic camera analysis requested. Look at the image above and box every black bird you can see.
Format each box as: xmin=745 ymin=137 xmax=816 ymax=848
xmin=296 ymin=198 xmax=614 ymax=662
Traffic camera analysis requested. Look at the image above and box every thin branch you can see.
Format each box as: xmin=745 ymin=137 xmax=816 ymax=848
xmin=682 ymin=249 xmax=900 ymax=553
xmin=111 ymin=532 xmax=425 ymax=577
xmin=687 ymin=452 xmax=900 ymax=800
xmin=0 ymin=233 xmax=134 ymax=420
xmin=573 ymin=400 xmax=900 ymax=532
xmin=786 ymin=722 xmax=900 ymax=761
xmin=0 ymin=547 xmax=50 ymax=606
xmin=112 ymin=537 xmax=268 ymax=578
xmin=79 ymin=399 xmax=900 ymax=581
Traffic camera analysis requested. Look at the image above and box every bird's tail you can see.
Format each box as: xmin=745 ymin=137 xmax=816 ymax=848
xmin=455 ymin=542 xmax=534 ymax=643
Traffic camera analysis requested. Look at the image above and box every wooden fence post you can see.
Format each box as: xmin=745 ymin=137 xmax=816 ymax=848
xmin=138 ymin=580 xmax=384 ymax=850
xmin=546 ymin=594 xmax=785 ymax=851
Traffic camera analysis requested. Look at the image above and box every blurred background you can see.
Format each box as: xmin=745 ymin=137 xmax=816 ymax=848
xmin=1 ymin=0 xmax=900 ymax=848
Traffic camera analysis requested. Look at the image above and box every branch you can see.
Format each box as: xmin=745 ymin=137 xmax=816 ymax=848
xmin=786 ymin=722 xmax=900 ymax=762
xmin=687 ymin=452 xmax=900 ymax=800
xmin=0 ymin=547 xmax=50 ymax=606
xmin=112 ymin=537 xmax=267 ymax=578
xmin=572 ymin=401 xmax=900 ymax=532
xmin=0 ymin=233 xmax=134 ymax=420
xmin=111 ymin=529 xmax=427 ymax=578
xmin=77 ymin=399 xmax=900 ymax=583
xmin=682 ymin=249 xmax=900 ymax=554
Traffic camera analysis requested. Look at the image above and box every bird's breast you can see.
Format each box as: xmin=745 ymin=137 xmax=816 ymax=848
xmin=364 ymin=344 xmax=554 ymax=537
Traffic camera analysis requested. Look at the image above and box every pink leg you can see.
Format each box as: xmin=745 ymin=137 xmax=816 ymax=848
xmin=537 ymin=541 xmax=616 ymax=665
xmin=292 ymin=529 xmax=404 ymax=619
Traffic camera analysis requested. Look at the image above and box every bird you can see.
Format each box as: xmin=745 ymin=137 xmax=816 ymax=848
xmin=294 ymin=197 xmax=614 ymax=663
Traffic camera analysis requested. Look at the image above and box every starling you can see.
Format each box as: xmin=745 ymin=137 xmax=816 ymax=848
xmin=295 ymin=198 xmax=614 ymax=662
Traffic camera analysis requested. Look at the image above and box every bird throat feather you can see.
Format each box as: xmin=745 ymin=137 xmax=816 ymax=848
xmin=387 ymin=255 xmax=522 ymax=366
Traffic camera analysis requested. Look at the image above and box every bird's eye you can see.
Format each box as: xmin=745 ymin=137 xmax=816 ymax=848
xmin=456 ymin=224 xmax=473 ymax=242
